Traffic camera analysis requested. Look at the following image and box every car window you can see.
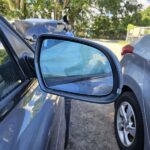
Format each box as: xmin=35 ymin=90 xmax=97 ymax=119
xmin=0 ymin=18 xmax=33 ymax=57
xmin=0 ymin=38 xmax=25 ymax=99
xmin=15 ymin=22 xmax=65 ymax=36
xmin=133 ymin=34 xmax=150 ymax=60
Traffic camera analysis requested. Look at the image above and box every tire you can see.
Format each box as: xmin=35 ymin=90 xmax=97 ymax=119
xmin=114 ymin=92 xmax=144 ymax=150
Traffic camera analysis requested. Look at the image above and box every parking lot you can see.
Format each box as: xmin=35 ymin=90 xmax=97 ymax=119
xmin=67 ymin=40 xmax=123 ymax=150
xmin=1 ymin=0 xmax=150 ymax=149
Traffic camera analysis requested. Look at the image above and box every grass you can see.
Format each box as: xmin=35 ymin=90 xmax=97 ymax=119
xmin=92 ymin=39 xmax=129 ymax=46
xmin=117 ymin=40 xmax=129 ymax=46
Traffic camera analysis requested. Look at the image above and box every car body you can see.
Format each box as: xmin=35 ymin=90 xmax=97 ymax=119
xmin=13 ymin=18 xmax=74 ymax=48
xmin=0 ymin=16 xmax=69 ymax=150
xmin=0 ymin=16 xmax=122 ymax=150
xmin=114 ymin=35 xmax=150 ymax=150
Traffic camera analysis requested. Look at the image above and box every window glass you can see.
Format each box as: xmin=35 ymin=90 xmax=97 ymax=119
xmin=0 ymin=19 xmax=33 ymax=57
xmin=40 ymin=39 xmax=112 ymax=78
xmin=40 ymin=39 xmax=113 ymax=96
xmin=0 ymin=38 xmax=24 ymax=99
xmin=133 ymin=34 xmax=150 ymax=60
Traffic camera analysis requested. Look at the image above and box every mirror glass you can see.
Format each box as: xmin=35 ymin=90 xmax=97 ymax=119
xmin=40 ymin=39 xmax=113 ymax=96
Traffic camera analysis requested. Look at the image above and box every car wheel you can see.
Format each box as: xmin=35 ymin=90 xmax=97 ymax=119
xmin=114 ymin=92 xmax=144 ymax=150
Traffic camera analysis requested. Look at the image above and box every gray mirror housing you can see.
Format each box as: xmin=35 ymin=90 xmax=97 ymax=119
xmin=35 ymin=35 xmax=122 ymax=104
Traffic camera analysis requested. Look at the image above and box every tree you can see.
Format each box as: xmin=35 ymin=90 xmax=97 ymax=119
xmin=4 ymin=0 xmax=69 ymax=20
xmin=62 ymin=0 xmax=93 ymax=37
xmin=1 ymin=0 xmax=148 ymax=39
xmin=6 ymin=0 xmax=27 ymax=19
xmin=92 ymin=16 xmax=111 ymax=38
xmin=26 ymin=0 xmax=53 ymax=18
xmin=0 ymin=0 xmax=10 ymax=17
xmin=140 ymin=6 xmax=150 ymax=26
xmin=92 ymin=0 xmax=142 ymax=39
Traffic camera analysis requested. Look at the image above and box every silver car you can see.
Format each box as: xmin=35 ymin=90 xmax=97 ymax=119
xmin=114 ymin=34 xmax=150 ymax=150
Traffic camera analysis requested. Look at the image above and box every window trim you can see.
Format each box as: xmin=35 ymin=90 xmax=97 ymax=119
xmin=0 ymin=80 xmax=31 ymax=120
xmin=0 ymin=28 xmax=33 ymax=117
xmin=0 ymin=17 xmax=35 ymax=118
xmin=0 ymin=29 xmax=30 ymax=100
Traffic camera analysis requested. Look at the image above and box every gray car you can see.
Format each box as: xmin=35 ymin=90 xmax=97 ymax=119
xmin=13 ymin=18 xmax=73 ymax=48
xmin=0 ymin=16 xmax=122 ymax=150
xmin=114 ymin=35 xmax=150 ymax=150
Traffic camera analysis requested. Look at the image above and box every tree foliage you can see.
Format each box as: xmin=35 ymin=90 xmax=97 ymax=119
xmin=0 ymin=0 xmax=10 ymax=18
xmin=0 ymin=0 xmax=149 ymax=39
xmin=91 ymin=0 xmax=143 ymax=39
xmin=140 ymin=6 xmax=150 ymax=26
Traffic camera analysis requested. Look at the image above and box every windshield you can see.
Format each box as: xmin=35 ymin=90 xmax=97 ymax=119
xmin=14 ymin=21 xmax=66 ymax=39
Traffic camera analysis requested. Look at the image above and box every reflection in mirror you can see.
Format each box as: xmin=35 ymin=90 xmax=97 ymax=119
xmin=40 ymin=39 xmax=113 ymax=96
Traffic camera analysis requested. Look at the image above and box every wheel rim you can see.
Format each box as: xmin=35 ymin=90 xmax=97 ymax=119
xmin=117 ymin=101 xmax=136 ymax=147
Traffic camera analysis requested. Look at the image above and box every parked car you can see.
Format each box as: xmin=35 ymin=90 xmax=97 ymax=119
xmin=12 ymin=18 xmax=74 ymax=48
xmin=0 ymin=16 xmax=122 ymax=150
xmin=114 ymin=35 xmax=150 ymax=150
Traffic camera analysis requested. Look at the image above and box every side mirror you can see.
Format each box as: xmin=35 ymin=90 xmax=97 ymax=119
xmin=35 ymin=35 xmax=122 ymax=103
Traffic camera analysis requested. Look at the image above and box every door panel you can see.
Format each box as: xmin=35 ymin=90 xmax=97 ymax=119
xmin=142 ymin=60 xmax=150 ymax=147
xmin=0 ymin=17 xmax=65 ymax=150
xmin=0 ymin=80 xmax=65 ymax=150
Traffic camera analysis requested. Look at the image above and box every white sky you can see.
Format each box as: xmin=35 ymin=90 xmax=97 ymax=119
xmin=90 ymin=0 xmax=150 ymax=16
xmin=138 ymin=0 xmax=150 ymax=8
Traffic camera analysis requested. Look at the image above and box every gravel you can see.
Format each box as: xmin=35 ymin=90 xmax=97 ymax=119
xmin=66 ymin=40 xmax=122 ymax=150
xmin=66 ymin=100 xmax=119 ymax=150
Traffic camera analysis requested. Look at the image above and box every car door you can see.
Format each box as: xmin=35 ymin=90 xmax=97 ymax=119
xmin=0 ymin=16 xmax=122 ymax=150
xmin=0 ymin=16 xmax=66 ymax=150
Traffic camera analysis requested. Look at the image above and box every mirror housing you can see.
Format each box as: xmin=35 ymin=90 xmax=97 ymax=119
xmin=35 ymin=35 xmax=122 ymax=104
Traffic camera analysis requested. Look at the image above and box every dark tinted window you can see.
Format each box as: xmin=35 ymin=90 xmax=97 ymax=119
xmin=0 ymin=38 xmax=25 ymax=99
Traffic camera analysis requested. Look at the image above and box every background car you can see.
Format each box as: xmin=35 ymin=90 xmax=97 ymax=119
xmin=0 ymin=15 xmax=122 ymax=150
xmin=12 ymin=18 xmax=74 ymax=48
xmin=114 ymin=34 xmax=150 ymax=150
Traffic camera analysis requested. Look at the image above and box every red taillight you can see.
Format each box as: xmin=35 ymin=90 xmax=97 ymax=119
xmin=121 ymin=44 xmax=134 ymax=56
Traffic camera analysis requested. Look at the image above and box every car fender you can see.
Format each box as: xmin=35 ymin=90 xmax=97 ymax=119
xmin=123 ymin=74 xmax=150 ymax=150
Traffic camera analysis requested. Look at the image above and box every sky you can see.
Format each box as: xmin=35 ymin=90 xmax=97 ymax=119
xmin=90 ymin=0 xmax=150 ymax=17
xmin=138 ymin=0 xmax=150 ymax=9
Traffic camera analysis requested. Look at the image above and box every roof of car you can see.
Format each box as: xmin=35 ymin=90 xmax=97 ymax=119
xmin=16 ymin=18 xmax=64 ymax=24
xmin=133 ymin=34 xmax=150 ymax=60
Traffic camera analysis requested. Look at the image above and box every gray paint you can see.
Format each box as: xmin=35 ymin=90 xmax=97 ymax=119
xmin=121 ymin=48 xmax=150 ymax=149
xmin=0 ymin=81 xmax=66 ymax=150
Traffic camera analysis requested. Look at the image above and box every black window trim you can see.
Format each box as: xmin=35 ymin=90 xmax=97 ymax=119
xmin=0 ymin=29 xmax=33 ymax=118
xmin=0 ymin=79 xmax=32 ymax=121
xmin=0 ymin=29 xmax=29 ymax=98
